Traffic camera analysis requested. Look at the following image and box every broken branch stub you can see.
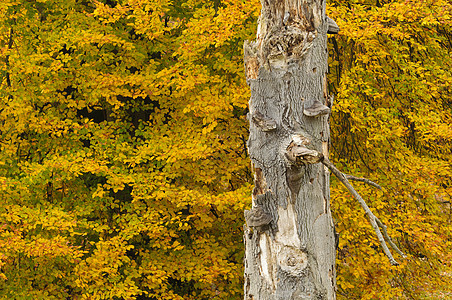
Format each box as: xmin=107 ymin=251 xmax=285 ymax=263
xmin=326 ymin=16 xmax=340 ymax=34
xmin=286 ymin=135 xmax=324 ymax=165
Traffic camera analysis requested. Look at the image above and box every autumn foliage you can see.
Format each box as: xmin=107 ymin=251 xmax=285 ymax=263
xmin=327 ymin=0 xmax=452 ymax=298
xmin=0 ymin=0 xmax=451 ymax=299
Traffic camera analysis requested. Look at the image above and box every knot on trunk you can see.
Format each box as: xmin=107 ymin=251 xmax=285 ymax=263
xmin=277 ymin=245 xmax=308 ymax=276
xmin=251 ymin=111 xmax=277 ymax=132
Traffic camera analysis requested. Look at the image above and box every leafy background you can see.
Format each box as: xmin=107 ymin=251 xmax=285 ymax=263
xmin=0 ymin=0 xmax=451 ymax=299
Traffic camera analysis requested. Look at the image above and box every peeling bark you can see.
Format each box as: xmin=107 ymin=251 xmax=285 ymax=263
xmin=244 ymin=0 xmax=337 ymax=299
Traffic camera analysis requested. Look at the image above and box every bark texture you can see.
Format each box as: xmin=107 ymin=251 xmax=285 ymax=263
xmin=243 ymin=0 xmax=336 ymax=299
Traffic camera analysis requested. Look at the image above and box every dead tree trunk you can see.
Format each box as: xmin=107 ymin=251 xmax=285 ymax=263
xmin=243 ymin=1 xmax=338 ymax=299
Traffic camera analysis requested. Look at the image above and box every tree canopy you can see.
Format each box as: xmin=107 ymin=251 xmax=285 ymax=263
xmin=0 ymin=0 xmax=451 ymax=299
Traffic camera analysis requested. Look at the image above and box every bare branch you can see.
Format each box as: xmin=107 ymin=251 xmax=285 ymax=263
xmin=322 ymin=158 xmax=404 ymax=266
xmin=375 ymin=218 xmax=406 ymax=258
xmin=345 ymin=174 xmax=382 ymax=190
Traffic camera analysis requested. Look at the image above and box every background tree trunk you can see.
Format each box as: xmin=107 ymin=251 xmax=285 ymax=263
xmin=243 ymin=0 xmax=336 ymax=299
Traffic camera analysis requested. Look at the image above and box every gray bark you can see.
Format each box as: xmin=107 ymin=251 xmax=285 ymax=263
xmin=243 ymin=0 xmax=336 ymax=299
